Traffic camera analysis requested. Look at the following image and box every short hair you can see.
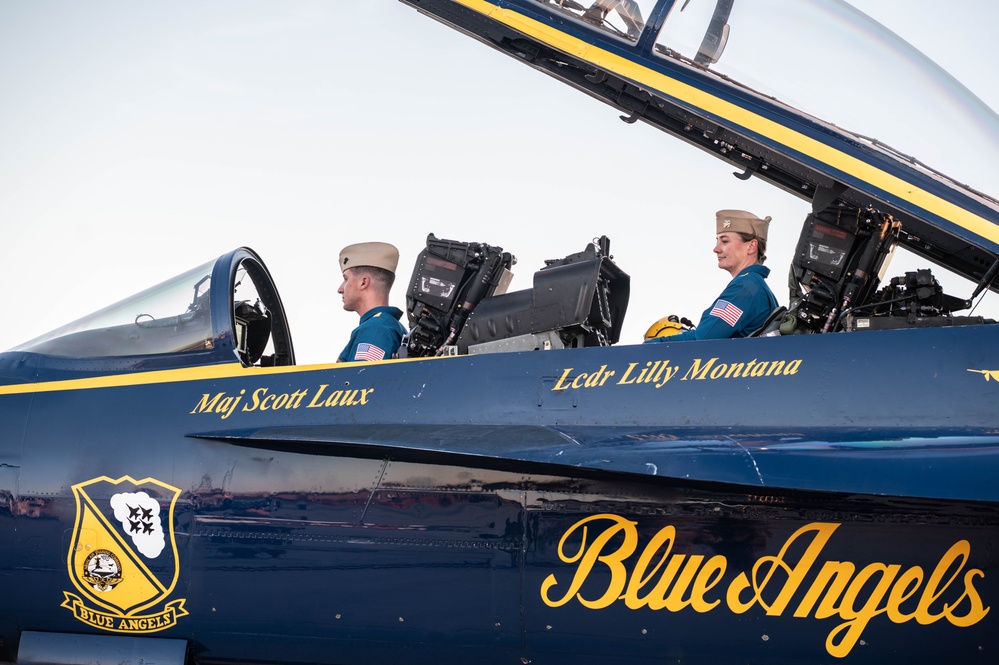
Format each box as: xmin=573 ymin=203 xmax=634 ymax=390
xmin=351 ymin=265 xmax=396 ymax=291
xmin=736 ymin=231 xmax=767 ymax=264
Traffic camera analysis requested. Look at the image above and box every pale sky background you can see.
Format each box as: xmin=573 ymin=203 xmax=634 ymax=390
xmin=2 ymin=0 xmax=998 ymax=363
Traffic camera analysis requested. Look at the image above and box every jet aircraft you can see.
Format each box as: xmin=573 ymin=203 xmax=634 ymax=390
xmin=2 ymin=0 xmax=999 ymax=663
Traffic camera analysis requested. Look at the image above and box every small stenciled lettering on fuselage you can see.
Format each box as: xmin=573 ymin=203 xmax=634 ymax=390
xmin=190 ymin=384 xmax=375 ymax=420
xmin=540 ymin=514 xmax=989 ymax=659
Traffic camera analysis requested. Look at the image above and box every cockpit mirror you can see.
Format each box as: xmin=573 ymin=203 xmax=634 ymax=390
xmin=695 ymin=20 xmax=729 ymax=65
xmin=655 ymin=0 xmax=734 ymax=67
xmin=693 ymin=0 xmax=733 ymax=66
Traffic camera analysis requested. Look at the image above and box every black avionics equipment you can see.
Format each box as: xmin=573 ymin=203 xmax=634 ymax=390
xmin=405 ymin=234 xmax=629 ymax=356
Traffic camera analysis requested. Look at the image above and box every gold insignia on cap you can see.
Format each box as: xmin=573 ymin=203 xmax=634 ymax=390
xmin=715 ymin=209 xmax=771 ymax=241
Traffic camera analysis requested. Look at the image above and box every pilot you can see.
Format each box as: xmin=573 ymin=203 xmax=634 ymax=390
xmin=337 ymin=242 xmax=408 ymax=362
xmin=645 ymin=209 xmax=779 ymax=342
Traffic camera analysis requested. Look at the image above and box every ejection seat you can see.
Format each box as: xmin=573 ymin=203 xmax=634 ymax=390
xmin=748 ymin=305 xmax=788 ymax=338
xmin=403 ymin=234 xmax=629 ymax=356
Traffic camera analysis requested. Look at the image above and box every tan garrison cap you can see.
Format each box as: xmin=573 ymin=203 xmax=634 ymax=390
xmin=339 ymin=242 xmax=400 ymax=274
xmin=716 ymin=209 xmax=771 ymax=242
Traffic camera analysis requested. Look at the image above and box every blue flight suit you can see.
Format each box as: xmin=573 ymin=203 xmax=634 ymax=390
xmin=338 ymin=306 xmax=407 ymax=362
xmin=645 ymin=265 xmax=778 ymax=342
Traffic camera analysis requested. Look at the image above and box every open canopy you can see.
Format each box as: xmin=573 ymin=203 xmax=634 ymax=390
xmin=407 ymin=0 xmax=999 ymax=284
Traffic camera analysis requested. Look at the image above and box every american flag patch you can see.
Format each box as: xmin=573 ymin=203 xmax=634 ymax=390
xmin=709 ymin=300 xmax=743 ymax=327
xmin=354 ymin=343 xmax=386 ymax=361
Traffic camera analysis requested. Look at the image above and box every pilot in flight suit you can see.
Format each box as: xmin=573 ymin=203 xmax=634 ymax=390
xmin=645 ymin=209 xmax=779 ymax=342
xmin=336 ymin=242 xmax=408 ymax=362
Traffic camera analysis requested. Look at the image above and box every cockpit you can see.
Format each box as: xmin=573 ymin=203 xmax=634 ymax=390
xmin=1 ymin=208 xmax=995 ymax=378
xmin=3 ymin=0 xmax=999 ymax=376
xmin=6 ymin=248 xmax=296 ymax=373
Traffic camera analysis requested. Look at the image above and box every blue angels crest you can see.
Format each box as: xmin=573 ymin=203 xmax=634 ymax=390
xmin=62 ymin=475 xmax=187 ymax=633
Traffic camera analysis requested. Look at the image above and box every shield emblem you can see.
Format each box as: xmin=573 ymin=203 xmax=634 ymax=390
xmin=65 ymin=475 xmax=182 ymax=619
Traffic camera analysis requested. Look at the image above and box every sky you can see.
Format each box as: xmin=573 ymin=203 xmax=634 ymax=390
xmin=2 ymin=0 xmax=998 ymax=363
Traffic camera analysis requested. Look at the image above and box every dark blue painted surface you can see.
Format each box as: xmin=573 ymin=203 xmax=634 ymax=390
xmin=2 ymin=255 xmax=998 ymax=662
xmin=2 ymin=0 xmax=999 ymax=660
